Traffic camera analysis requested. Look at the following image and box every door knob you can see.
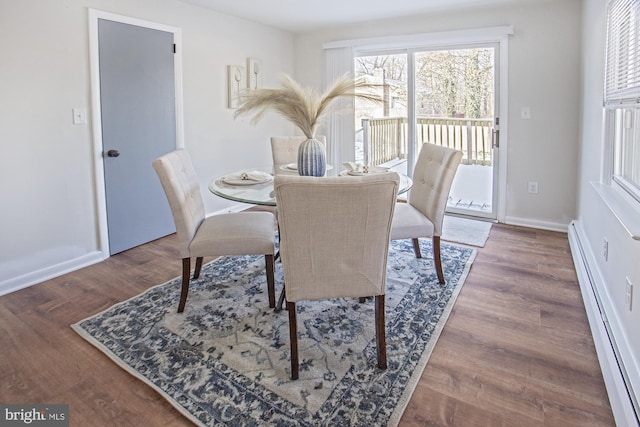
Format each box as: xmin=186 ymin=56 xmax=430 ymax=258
xmin=107 ymin=149 xmax=120 ymax=158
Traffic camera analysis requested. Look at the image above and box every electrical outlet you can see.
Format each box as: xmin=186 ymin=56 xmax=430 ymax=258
xmin=603 ymin=238 xmax=608 ymax=261
xmin=626 ymin=277 xmax=633 ymax=311
xmin=527 ymin=181 xmax=538 ymax=194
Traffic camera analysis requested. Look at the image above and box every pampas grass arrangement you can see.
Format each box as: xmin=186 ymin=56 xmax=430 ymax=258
xmin=234 ymin=73 xmax=381 ymax=139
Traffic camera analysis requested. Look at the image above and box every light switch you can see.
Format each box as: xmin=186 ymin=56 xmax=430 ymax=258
xmin=73 ymin=108 xmax=87 ymax=125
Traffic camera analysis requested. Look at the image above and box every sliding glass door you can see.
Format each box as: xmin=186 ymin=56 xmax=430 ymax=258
xmin=354 ymin=44 xmax=499 ymax=220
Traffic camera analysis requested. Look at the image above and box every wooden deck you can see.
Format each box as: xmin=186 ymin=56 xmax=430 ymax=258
xmin=387 ymin=159 xmax=493 ymax=213
xmin=361 ymin=116 xmax=496 ymax=213
xmin=361 ymin=116 xmax=494 ymax=167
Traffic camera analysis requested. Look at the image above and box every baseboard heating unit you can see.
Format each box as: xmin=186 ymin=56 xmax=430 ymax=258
xmin=568 ymin=221 xmax=639 ymax=426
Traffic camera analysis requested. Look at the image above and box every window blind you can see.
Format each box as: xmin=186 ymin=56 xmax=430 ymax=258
xmin=605 ymin=0 xmax=640 ymax=104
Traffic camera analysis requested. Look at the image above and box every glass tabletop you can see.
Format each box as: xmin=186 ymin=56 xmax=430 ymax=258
xmin=208 ymin=165 xmax=413 ymax=206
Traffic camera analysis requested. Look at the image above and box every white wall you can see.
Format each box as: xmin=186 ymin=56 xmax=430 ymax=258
xmin=0 ymin=0 xmax=584 ymax=292
xmin=0 ymin=0 xmax=294 ymax=294
xmin=293 ymin=0 xmax=581 ymax=231
xmin=1 ymin=0 xmax=636 ymax=416
xmin=575 ymin=0 xmax=639 ymax=421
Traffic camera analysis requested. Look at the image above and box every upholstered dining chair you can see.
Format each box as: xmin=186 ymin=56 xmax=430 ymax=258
xmin=152 ymin=149 xmax=276 ymax=313
xmin=390 ymin=143 xmax=463 ymax=285
xmin=270 ymin=135 xmax=326 ymax=170
xmin=270 ymin=135 xmax=327 ymax=244
xmin=274 ymin=172 xmax=400 ymax=380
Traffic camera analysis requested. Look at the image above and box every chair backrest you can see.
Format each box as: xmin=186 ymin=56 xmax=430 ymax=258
xmin=274 ymin=172 xmax=400 ymax=303
xmin=270 ymin=135 xmax=327 ymax=167
xmin=152 ymin=149 xmax=205 ymax=258
xmin=409 ymin=143 xmax=463 ymax=236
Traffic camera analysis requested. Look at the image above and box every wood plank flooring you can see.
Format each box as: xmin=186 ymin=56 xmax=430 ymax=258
xmin=0 ymin=223 xmax=615 ymax=426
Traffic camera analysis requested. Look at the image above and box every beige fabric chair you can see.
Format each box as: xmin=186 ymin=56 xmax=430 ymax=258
xmin=274 ymin=172 xmax=400 ymax=380
xmin=390 ymin=143 xmax=463 ymax=284
xmin=270 ymin=135 xmax=326 ymax=171
xmin=152 ymin=149 xmax=276 ymax=313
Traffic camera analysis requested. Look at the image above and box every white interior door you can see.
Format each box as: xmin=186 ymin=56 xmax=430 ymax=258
xmin=97 ymin=17 xmax=177 ymax=254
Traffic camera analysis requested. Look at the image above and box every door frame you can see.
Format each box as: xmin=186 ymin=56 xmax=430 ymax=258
xmin=408 ymin=42 xmax=501 ymax=221
xmin=88 ymin=9 xmax=184 ymax=258
xmin=330 ymin=25 xmax=511 ymax=223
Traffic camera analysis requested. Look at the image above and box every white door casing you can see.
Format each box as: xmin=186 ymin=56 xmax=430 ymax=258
xmin=325 ymin=26 xmax=511 ymax=223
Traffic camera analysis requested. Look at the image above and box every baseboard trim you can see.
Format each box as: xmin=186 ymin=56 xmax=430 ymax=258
xmin=568 ymin=220 xmax=639 ymax=426
xmin=0 ymin=205 xmax=253 ymax=298
xmin=504 ymin=215 xmax=568 ymax=232
xmin=0 ymin=251 xmax=105 ymax=297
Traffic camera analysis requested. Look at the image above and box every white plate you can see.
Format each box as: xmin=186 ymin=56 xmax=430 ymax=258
xmin=345 ymin=167 xmax=389 ymax=176
xmin=279 ymin=163 xmax=298 ymax=172
xmin=222 ymin=178 xmax=270 ymax=185
xmin=222 ymin=172 xmax=273 ymax=186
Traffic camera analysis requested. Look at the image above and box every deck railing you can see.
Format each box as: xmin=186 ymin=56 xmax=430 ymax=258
xmin=361 ymin=117 xmax=494 ymax=166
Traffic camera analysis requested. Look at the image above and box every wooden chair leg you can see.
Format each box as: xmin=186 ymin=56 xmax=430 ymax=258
xmin=193 ymin=256 xmax=203 ymax=279
xmin=412 ymin=238 xmax=422 ymax=258
xmin=275 ymin=221 xmax=281 ymax=261
xmin=178 ymin=258 xmax=191 ymax=313
xmin=375 ymin=295 xmax=387 ymax=370
xmin=275 ymin=286 xmax=286 ymax=312
xmin=287 ymin=301 xmax=299 ymax=380
xmin=265 ymin=254 xmax=275 ymax=308
xmin=433 ymin=236 xmax=445 ymax=284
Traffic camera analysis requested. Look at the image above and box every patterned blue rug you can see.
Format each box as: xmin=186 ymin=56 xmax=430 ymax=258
xmin=72 ymin=239 xmax=476 ymax=426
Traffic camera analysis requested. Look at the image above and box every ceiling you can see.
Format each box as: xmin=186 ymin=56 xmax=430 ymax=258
xmin=179 ymin=0 xmax=542 ymax=33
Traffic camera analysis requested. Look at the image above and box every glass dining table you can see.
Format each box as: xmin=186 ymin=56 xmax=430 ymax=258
xmin=209 ymin=164 xmax=412 ymax=311
xmin=208 ymin=165 xmax=413 ymax=206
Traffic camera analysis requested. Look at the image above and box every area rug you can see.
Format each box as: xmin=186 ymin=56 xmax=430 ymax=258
xmin=441 ymin=215 xmax=492 ymax=247
xmin=72 ymin=239 xmax=476 ymax=426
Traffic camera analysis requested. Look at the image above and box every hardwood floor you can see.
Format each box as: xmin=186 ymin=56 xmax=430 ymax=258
xmin=0 ymin=223 xmax=615 ymax=426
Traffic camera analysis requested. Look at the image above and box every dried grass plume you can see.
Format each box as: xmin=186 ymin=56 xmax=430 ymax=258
xmin=234 ymin=73 xmax=381 ymax=139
